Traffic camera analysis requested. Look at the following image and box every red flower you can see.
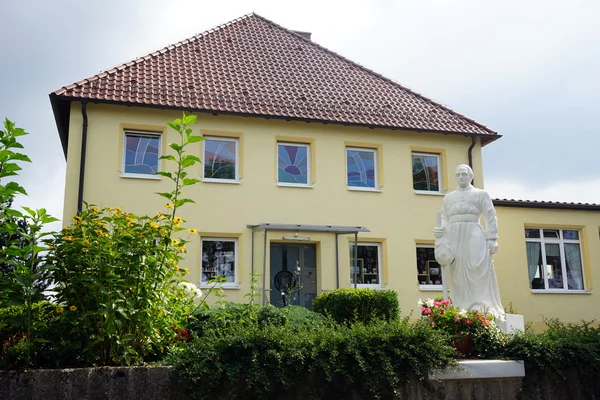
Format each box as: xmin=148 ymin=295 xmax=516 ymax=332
xmin=465 ymin=319 xmax=472 ymax=324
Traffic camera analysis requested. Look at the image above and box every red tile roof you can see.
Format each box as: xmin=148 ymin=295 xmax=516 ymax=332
xmin=51 ymin=13 xmax=498 ymax=140
xmin=493 ymin=198 xmax=600 ymax=211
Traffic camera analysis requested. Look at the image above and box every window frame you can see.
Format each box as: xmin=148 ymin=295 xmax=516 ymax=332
xmin=525 ymin=228 xmax=586 ymax=292
xmin=346 ymin=146 xmax=379 ymax=191
xmin=416 ymin=244 xmax=444 ymax=291
xmin=277 ymin=141 xmax=311 ymax=187
xmin=411 ymin=151 xmax=443 ymax=194
xmin=200 ymin=237 xmax=239 ymax=288
xmin=349 ymin=242 xmax=383 ymax=289
xmin=121 ymin=130 xmax=162 ymax=180
xmin=202 ymin=136 xmax=240 ymax=183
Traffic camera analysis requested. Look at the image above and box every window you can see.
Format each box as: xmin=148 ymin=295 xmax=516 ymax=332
xmin=278 ymin=142 xmax=310 ymax=186
xmin=416 ymin=246 xmax=443 ymax=289
xmin=349 ymin=243 xmax=381 ymax=287
xmin=203 ymin=137 xmax=239 ymax=181
xmin=347 ymin=147 xmax=377 ymax=189
xmin=412 ymin=152 xmax=441 ymax=193
xmin=201 ymin=238 xmax=238 ymax=287
xmin=122 ymin=131 xmax=161 ymax=177
xmin=525 ymin=228 xmax=585 ymax=291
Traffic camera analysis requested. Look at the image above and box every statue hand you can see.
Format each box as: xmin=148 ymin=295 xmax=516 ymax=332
xmin=487 ymin=240 xmax=498 ymax=255
xmin=433 ymin=227 xmax=445 ymax=238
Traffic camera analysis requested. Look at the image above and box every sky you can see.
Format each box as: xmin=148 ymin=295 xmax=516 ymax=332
xmin=1 ymin=0 xmax=599 ymax=229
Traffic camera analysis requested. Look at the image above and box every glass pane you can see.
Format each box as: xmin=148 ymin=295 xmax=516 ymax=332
xmin=562 ymin=230 xmax=579 ymax=240
xmin=278 ymin=144 xmax=308 ymax=184
xmin=416 ymin=247 xmax=442 ymax=285
xmin=350 ymin=244 xmax=379 ymax=284
xmin=565 ymin=243 xmax=584 ymax=290
xmin=201 ymin=240 xmax=236 ymax=283
xmin=412 ymin=154 xmax=439 ymax=191
xmin=543 ymin=229 xmax=560 ymax=239
xmin=526 ymin=242 xmax=544 ymax=289
xmin=347 ymin=149 xmax=376 ymax=188
xmin=204 ymin=139 xmax=237 ymax=180
xmin=124 ymin=134 xmax=160 ymax=174
xmin=525 ymin=229 xmax=541 ymax=239
xmin=545 ymin=243 xmax=563 ymax=289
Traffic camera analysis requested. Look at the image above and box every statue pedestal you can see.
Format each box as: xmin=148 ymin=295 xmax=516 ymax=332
xmin=498 ymin=314 xmax=524 ymax=333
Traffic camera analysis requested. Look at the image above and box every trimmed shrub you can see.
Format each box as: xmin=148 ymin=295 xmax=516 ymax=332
xmin=170 ymin=318 xmax=454 ymax=399
xmin=312 ymin=288 xmax=399 ymax=324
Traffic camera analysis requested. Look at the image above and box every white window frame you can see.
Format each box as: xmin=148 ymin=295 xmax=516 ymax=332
xmin=121 ymin=130 xmax=162 ymax=180
xmin=277 ymin=142 xmax=311 ymax=187
xmin=346 ymin=147 xmax=378 ymax=191
xmin=416 ymin=244 xmax=443 ymax=291
xmin=526 ymin=228 xmax=586 ymax=293
xmin=349 ymin=242 xmax=382 ymax=288
xmin=412 ymin=152 xmax=442 ymax=194
xmin=200 ymin=237 xmax=239 ymax=288
xmin=202 ymin=136 xmax=240 ymax=183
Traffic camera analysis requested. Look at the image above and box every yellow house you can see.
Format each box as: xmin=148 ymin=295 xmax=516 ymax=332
xmin=49 ymin=13 xmax=599 ymax=325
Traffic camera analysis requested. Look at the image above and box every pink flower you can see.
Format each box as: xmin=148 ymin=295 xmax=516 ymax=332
xmin=454 ymin=316 xmax=460 ymax=322
xmin=431 ymin=322 xmax=436 ymax=327
xmin=422 ymin=307 xmax=432 ymax=315
xmin=441 ymin=299 xmax=450 ymax=306
xmin=433 ymin=301 xmax=441 ymax=308
xmin=465 ymin=319 xmax=472 ymax=324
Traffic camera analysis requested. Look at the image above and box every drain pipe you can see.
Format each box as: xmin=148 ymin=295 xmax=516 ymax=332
xmin=467 ymin=135 xmax=476 ymax=170
xmin=77 ymin=101 xmax=89 ymax=214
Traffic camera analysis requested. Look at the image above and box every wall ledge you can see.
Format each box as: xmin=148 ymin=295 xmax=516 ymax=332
xmin=429 ymin=360 xmax=525 ymax=380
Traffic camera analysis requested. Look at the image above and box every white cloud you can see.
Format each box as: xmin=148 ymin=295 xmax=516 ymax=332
xmin=486 ymin=179 xmax=600 ymax=204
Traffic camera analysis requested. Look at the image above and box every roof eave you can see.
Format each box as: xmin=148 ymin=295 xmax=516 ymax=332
xmin=50 ymin=93 xmax=71 ymax=158
xmin=50 ymin=95 xmax=501 ymax=142
xmin=493 ymin=199 xmax=600 ymax=211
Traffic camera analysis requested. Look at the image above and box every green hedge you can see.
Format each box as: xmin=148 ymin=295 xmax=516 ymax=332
xmin=170 ymin=318 xmax=454 ymax=399
xmin=312 ymin=288 xmax=399 ymax=324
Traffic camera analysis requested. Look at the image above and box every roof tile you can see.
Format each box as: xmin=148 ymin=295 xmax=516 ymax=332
xmin=52 ymin=13 xmax=497 ymax=136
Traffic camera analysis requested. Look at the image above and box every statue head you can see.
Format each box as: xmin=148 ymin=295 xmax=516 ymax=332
xmin=455 ymin=164 xmax=474 ymax=189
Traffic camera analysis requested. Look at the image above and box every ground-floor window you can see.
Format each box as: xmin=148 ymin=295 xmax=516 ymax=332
xmin=201 ymin=238 xmax=238 ymax=287
xmin=349 ymin=243 xmax=381 ymax=288
xmin=416 ymin=245 xmax=442 ymax=290
xmin=525 ymin=228 xmax=584 ymax=291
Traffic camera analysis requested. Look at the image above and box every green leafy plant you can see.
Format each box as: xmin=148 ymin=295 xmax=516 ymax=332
xmin=312 ymin=288 xmax=399 ymax=325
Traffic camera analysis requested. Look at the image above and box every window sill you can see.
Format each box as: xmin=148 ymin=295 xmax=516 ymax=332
xmin=531 ymin=289 xmax=591 ymax=294
xmin=351 ymin=284 xmax=383 ymax=289
xmin=414 ymin=190 xmax=445 ymax=196
xmin=120 ymin=173 xmax=161 ymax=180
xmin=347 ymin=187 xmax=382 ymax=193
xmin=419 ymin=285 xmax=444 ymax=291
xmin=200 ymin=284 xmax=240 ymax=290
xmin=277 ymin=183 xmax=314 ymax=189
xmin=202 ymin=179 xmax=241 ymax=184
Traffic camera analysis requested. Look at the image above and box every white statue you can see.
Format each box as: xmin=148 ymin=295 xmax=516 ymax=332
xmin=434 ymin=164 xmax=504 ymax=316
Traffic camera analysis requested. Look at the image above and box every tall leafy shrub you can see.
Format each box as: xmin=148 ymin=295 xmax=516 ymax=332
xmin=312 ymin=288 xmax=399 ymax=324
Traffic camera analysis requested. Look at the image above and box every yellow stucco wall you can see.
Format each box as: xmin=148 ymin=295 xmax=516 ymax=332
xmin=494 ymin=206 xmax=600 ymax=326
xmin=62 ymin=102 xmax=599 ymax=325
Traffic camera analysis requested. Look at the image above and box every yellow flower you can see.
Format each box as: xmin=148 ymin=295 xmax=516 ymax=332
xmin=126 ymin=217 xmax=134 ymax=223
xmin=92 ymin=207 xmax=100 ymax=212
xmin=115 ymin=207 xmax=122 ymax=212
xmin=173 ymin=217 xmax=183 ymax=224
xmin=82 ymin=247 xmax=89 ymax=252
xmin=160 ymin=229 xmax=168 ymax=236
xmin=187 ymin=228 xmax=198 ymax=234
xmin=157 ymin=212 xmax=165 ymax=220
xmin=56 ymin=307 xmax=64 ymax=314
xmin=149 ymin=221 xmax=159 ymax=229
xmin=178 ymin=246 xmax=186 ymax=253
xmin=102 ymin=232 xmax=109 ymax=238
xmin=171 ymin=238 xmax=179 ymax=245
xmin=174 ymin=265 xmax=180 ymax=271
xmin=184 ymin=268 xmax=189 ymax=275
xmin=69 ymin=305 xmax=77 ymax=311
xmin=164 ymin=203 xmax=173 ymax=209
xmin=73 ymin=215 xmax=82 ymax=223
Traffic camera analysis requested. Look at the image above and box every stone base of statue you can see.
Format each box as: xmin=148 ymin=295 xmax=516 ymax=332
xmin=497 ymin=314 xmax=525 ymax=333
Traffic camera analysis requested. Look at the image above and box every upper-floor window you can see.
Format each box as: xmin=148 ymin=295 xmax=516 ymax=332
xmin=347 ymin=147 xmax=377 ymax=189
xmin=412 ymin=152 xmax=441 ymax=193
xmin=525 ymin=228 xmax=585 ymax=291
xmin=350 ymin=242 xmax=382 ymax=288
xmin=203 ymin=137 xmax=239 ymax=182
xmin=122 ymin=130 xmax=161 ymax=178
xmin=278 ymin=142 xmax=310 ymax=186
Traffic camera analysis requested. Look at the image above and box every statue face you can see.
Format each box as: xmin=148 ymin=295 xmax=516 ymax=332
xmin=455 ymin=167 xmax=472 ymax=188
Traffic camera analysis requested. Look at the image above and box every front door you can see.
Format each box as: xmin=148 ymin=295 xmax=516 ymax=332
xmin=269 ymin=243 xmax=317 ymax=309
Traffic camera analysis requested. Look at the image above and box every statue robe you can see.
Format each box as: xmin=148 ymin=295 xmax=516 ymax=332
xmin=437 ymin=186 xmax=504 ymax=315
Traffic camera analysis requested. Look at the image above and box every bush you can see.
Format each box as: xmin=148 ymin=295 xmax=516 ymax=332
xmin=312 ymin=288 xmax=399 ymax=324
xmin=170 ymin=318 xmax=454 ymax=399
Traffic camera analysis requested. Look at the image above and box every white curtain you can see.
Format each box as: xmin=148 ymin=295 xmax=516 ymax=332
xmin=565 ymin=243 xmax=584 ymax=290
xmin=526 ymin=242 xmax=541 ymax=287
